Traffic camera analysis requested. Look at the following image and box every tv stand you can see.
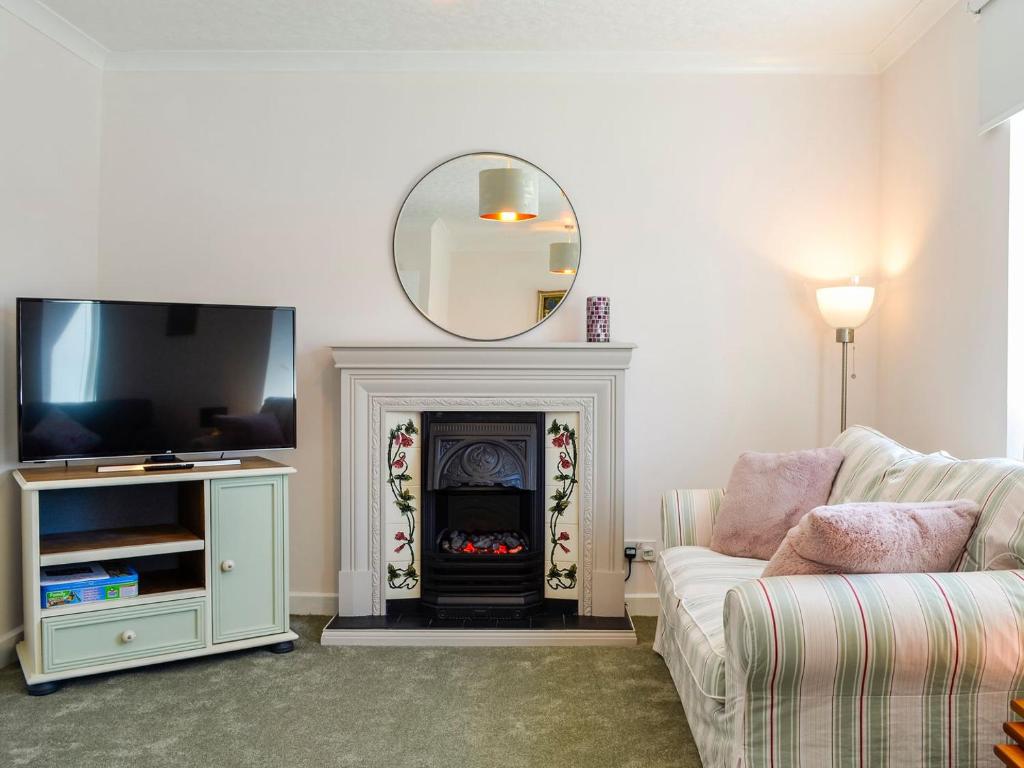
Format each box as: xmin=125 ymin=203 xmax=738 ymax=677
xmin=13 ymin=457 xmax=296 ymax=694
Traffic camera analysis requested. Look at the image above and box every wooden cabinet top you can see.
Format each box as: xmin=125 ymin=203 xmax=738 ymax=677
xmin=14 ymin=456 xmax=295 ymax=491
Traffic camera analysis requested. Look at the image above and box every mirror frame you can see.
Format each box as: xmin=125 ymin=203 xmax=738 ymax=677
xmin=392 ymin=151 xmax=582 ymax=341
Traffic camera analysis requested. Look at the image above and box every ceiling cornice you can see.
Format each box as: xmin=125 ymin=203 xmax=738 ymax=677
xmin=872 ymin=0 xmax=962 ymax=71
xmin=102 ymin=49 xmax=880 ymax=75
xmin=0 ymin=0 xmax=107 ymax=67
xmin=3 ymin=0 xmax=965 ymax=75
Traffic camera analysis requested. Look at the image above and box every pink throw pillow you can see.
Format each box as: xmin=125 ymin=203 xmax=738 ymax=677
xmin=709 ymin=448 xmax=844 ymax=560
xmin=762 ymin=500 xmax=981 ymax=577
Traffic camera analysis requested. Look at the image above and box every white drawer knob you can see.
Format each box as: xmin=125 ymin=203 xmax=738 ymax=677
xmin=221 ymin=559 xmax=235 ymax=573
xmin=120 ymin=630 xmax=137 ymax=643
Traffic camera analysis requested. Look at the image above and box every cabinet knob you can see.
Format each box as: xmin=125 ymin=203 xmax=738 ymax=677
xmin=120 ymin=630 xmax=137 ymax=643
xmin=220 ymin=559 xmax=235 ymax=573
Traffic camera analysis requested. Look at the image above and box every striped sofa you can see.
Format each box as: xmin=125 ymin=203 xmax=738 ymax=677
xmin=654 ymin=426 xmax=1024 ymax=768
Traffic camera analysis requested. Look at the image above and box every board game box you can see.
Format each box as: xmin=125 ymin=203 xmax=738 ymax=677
xmin=40 ymin=562 xmax=139 ymax=609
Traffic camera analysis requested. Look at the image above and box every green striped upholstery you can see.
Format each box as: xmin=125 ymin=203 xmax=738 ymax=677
xmin=656 ymin=426 xmax=1024 ymax=768
xmin=828 ymin=426 xmax=1024 ymax=571
xmin=725 ymin=571 xmax=1024 ymax=768
xmin=661 ymin=488 xmax=724 ymax=548
xmin=826 ymin=425 xmax=923 ymax=504
xmin=655 ymin=547 xmax=766 ymax=701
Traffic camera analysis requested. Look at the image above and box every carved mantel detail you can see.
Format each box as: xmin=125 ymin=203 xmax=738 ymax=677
xmin=370 ymin=396 xmax=595 ymax=616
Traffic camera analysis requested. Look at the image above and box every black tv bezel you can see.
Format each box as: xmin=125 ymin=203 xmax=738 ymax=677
xmin=16 ymin=297 xmax=297 ymax=463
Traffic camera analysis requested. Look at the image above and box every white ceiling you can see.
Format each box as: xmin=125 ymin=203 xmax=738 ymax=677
xmin=6 ymin=0 xmax=962 ymax=71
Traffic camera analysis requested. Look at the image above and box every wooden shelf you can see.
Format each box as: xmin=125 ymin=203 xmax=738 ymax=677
xmin=15 ymin=456 xmax=295 ymax=491
xmin=39 ymin=524 xmax=204 ymax=566
xmin=996 ymin=744 xmax=1024 ymax=768
xmin=996 ymin=701 xmax=1024 ymax=768
xmin=138 ymin=569 xmax=202 ymax=596
xmin=1007 ymin=722 xmax=1024 ymax=747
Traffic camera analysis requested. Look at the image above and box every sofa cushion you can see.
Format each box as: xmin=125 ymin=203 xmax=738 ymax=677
xmin=762 ymin=500 xmax=980 ymax=576
xmin=656 ymin=546 xmax=766 ymax=700
xmin=709 ymin=448 xmax=844 ymax=560
xmin=829 ymin=426 xmax=1024 ymax=571
xmin=827 ymin=426 xmax=923 ymax=505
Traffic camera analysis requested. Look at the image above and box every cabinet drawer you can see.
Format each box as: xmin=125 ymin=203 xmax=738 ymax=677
xmin=42 ymin=598 xmax=206 ymax=673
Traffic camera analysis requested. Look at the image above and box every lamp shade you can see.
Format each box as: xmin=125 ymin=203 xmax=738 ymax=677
xmin=549 ymin=242 xmax=578 ymax=275
xmin=816 ymin=285 xmax=875 ymax=329
xmin=479 ymin=168 xmax=538 ymax=221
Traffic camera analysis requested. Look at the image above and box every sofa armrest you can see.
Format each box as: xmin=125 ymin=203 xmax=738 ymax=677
xmin=723 ymin=570 xmax=1024 ymax=764
xmin=661 ymin=488 xmax=724 ymax=548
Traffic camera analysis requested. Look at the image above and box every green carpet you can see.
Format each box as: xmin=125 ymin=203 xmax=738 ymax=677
xmin=0 ymin=616 xmax=700 ymax=768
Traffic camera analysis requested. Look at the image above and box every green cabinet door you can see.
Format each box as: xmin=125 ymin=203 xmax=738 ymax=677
xmin=211 ymin=475 xmax=287 ymax=643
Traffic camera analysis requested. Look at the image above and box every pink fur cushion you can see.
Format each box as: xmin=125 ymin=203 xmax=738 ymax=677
xmin=762 ymin=500 xmax=981 ymax=576
xmin=709 ymin=448 xmax=844 ymax=560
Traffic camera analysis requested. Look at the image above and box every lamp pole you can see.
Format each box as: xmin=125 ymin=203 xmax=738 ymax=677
xmin=836 ymin=328 xmax=854 ymax=432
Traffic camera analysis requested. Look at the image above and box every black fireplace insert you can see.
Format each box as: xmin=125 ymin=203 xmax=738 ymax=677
xmin=419 ymin=412 xmax=546 ymax=619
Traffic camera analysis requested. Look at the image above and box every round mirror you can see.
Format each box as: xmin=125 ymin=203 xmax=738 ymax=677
xmin=394 ymin=152 xmax=581 ymax=340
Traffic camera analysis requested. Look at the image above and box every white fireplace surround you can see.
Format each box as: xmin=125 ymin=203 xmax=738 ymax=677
xmin=331 ymin=342 xmax=635 ymax=619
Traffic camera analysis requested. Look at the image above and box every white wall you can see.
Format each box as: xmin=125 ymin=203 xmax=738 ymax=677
xmin=877 ymin=5 xmax=1013 ymax=459
xmin=0 ymin=9 xmax=101 ymax=649
xmin=4 ymin=2 xmax=1017 ymax=625
xmin=97 ymin=70 xmax=880 ymax=604
xmin=1008 ymin=118 xmax=1024 ymax=462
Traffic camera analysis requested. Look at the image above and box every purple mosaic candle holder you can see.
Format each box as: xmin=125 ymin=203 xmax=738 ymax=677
xmin=586 ymin=296 xmax=610 ymax=343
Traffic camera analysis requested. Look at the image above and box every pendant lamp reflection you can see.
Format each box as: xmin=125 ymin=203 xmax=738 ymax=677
xmin=549 ymin=242 xmax=579 ymax=275
xmin=479 ymin=167 xmax=538 ymax=221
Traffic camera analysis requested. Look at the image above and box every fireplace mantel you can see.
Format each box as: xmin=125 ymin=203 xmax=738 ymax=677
xmin=330 ymin=341 xmax=636 ymax=625
xmin=330 ymin=342 xmax=636 ymax=370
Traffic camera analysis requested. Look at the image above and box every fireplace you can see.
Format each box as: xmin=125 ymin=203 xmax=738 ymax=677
xmin=419 ymin=412 xmax=546 ymax=619
xmin=329 ymin=342 xmax=636 ymax=635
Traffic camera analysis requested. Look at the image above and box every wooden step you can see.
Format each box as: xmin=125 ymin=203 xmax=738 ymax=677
xmin=1006 ymin=721 xmax=1024 ymax=747
xmin=39 ymin=524 xmax=204 ymax=567
xmin=996 ymin=743 xmax=1024 ymax=768
xmin=1013 ymin=700 xmax=1024 ymax=719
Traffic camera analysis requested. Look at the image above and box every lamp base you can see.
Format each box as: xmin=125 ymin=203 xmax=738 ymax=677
xmin=835 ymin=328 xmax=855 ymax=344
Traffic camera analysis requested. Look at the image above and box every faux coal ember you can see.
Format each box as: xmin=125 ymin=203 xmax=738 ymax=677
xmin=440 ymin=529 xmax=528 ymax=555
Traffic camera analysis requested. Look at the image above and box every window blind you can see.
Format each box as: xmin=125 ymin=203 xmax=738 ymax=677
xmin=978 ymin=0 xmax=1024 ymax=132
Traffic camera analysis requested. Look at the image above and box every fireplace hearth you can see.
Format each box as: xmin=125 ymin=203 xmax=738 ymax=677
xmin=419 ymin=412 xmax=546 ymax=619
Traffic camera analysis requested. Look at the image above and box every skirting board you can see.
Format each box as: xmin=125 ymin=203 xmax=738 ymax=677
xmin=624 ymin=592 xmax=660 ymax=616
xmin=290 ymin=591 xmax=337 ymax=616
xmin=1 ymin=625 xmax=23 ymax=669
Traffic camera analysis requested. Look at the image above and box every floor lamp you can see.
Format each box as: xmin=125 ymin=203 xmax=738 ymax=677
xmin=816 ymin=280 xmax=875 ymax=433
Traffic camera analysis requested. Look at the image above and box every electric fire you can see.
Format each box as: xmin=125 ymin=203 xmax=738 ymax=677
xmin=439 ymin=529 xmax=527 ymax=555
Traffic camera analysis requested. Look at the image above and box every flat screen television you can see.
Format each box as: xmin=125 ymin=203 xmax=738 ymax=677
xmin=17 ymin=299 xmax=296 ymax=462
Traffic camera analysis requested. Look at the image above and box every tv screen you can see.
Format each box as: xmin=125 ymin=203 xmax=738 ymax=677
xmin=17 ymin=299 xmax=296 ymax=462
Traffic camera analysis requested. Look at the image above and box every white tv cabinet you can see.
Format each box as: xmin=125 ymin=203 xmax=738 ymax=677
xmin=14 ymin=457 xmax=297 ymax=695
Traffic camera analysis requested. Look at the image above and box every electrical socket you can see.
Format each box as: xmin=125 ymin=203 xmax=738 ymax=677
xmin=625 ymin=539 xmax=657 ymax=562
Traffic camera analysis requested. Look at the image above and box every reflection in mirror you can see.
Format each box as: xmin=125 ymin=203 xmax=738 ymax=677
xmin=394 ymin=153 xmax=580 ymax=340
